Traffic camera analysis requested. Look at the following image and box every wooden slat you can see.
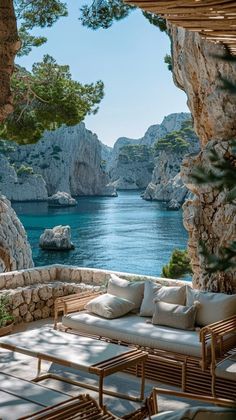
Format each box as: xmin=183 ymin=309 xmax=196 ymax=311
xmin=125 ymin=0 xmax=236 ymax=54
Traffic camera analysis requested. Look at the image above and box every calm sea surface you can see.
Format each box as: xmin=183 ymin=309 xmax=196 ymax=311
xmin=13 ymin=191 xmax=188 ymax=277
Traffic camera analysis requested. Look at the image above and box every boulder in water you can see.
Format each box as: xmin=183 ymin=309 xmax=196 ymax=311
xmin=39 ymin=225 xmax=75 ymax=250
xmin=48 ymin=191 xmax=77 ymax=207
xmin=166 ymin=199 xmax=181 ymax=211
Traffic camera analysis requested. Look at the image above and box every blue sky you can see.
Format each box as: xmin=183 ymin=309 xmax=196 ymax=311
xmin=17 ymin=1 xmax=188 ymax=146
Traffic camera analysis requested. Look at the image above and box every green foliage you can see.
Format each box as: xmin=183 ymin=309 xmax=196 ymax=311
xmin=17 ymin=27 xmax=47 ymax=57
xmin=119 ymin=144 xmax=153 ymax=163
xmin=0 ymin=55 xmax=104 ymax=144
xmin=14 ymin=0 xmax=68 ymax=30
xmin=199 ymin=240 xmax=236 ymax=274
xmin=154 ymin=120 xmax=197 ymax=155
xmin=191 ymin=140 xmax=236 ymax=203
xmin=80 ymin=0 xmax=133 ymax=29
xmin=0 ymin=294 xmax=14 ymax=328
xmin=141 ymin=11 xmax=166 ymax=32
xmin=16 ymin=164 xmax=34 ymax=175
xmin=162 ymin=249 xmax=192 ymax=279
xmin=80 ymin=1 xmax=167 ymax=32
xmin=164 ymin=54 xmax=172 ymax=71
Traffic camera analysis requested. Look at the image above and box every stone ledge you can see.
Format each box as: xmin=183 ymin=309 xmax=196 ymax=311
xmin=0 ymin=264 xmax=191 ymax=324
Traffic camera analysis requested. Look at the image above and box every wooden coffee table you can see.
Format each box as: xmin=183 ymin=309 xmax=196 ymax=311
xmin=0 ymin=327 xmax=148 ymax=407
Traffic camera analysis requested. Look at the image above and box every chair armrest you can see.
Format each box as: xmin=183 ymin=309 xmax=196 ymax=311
xmin=151 ymin=387 xmax=236 ymax=413
xmin=54 ymin=290 xmax=103 ymax=329
xmin=199 ymin=316 xmax=236 ymax=370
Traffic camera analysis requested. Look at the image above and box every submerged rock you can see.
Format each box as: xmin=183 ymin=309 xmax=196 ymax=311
xmin=166 ymin=199 xmax=181 ymax=211
xmin=39 ymin=225 xmax=75 ymax=251
xmin=48 ymin=191 xmax=77 ymax=207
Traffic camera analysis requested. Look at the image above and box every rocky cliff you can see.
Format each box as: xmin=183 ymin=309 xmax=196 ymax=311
xmin=5 ymin=123 xmax=116 ymax=198
xmin=170 ymin=26 xmax=236 ymax=292
xmin=110 ymin=145 xmax=154 ymax=190
xmin=0 ymin=154 xmax=48 ymax=201
xmin=143 ymin=120 xmax=200 ymax=205
xmin=0 ymin=195 xmax=33 ymax=272
xmin=109 ymin=112 xmax=190 ymax=190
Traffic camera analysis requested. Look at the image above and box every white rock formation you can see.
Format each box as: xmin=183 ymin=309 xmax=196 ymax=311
xmin=0 ymin=155 xmax=48 ymax=201
xmin=39 ymin=225 xmax=74 ymax=250
xmin=10 ymin=123 xmax=116 ymax=197
xmin=109 ymin=113 xmax=191 ymax=189
xmin=0 ymin=195 xmax=33 ymax=271
xmin=48 ymin=191 xmax=77 ymax=207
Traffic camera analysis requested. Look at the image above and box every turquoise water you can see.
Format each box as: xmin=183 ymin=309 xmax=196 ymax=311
xmin=12 ymin=191 xmax=188 ymax=277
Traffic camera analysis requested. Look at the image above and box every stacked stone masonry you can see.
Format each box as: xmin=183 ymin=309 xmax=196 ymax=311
xmin=0 ymin=265 xmax=187 ymax=324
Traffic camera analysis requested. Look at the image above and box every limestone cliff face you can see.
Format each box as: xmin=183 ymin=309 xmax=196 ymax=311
xmin=110 ymin=113 xmax=190 ymax=190
xmin=0 ymin=155 xmax=48 ymax=201
xmin=143 ymin=152 xmax=189 ymax=203
xmin=0 ymin=195 xmax=33 ymax=272
xmin=10 ymin=123 xmax=115 ymax=197
xmin=170 ymin=26 xmax=236 ymax=292
xmin=110 ymin=145 xmax=154 ymax=190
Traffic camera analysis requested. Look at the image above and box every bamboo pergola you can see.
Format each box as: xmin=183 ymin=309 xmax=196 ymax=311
xmin=124 ymin=0 xmax=236 ymax=55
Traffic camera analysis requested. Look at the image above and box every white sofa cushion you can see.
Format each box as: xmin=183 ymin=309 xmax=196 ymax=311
xmin=85 ymin=293 xmax=134 ymax=319
xmin=139 ymin=281 xmax=162 ymax=316
xmin=150 ymin=407 xmax=236 ymax=419
xmin=215 ymin=352 xmax=236 ymax=380
xmin=107 ymin=273 xmax=144 ymax=310
xmin=186 ymin=286 xmax=236 ymax=326
xmin=62 ymin=312 xmax=205 ymax=357
xmin=155 ymin=285 xmax=186 ymax=306
xmin=152 ymin=301 xmax=199 ymax=331
xmin=140 ymin=282 xmax=186 ymax=317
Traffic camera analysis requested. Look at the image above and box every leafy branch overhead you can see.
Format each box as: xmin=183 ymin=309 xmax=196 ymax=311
xmin=0 ymin=55 xmax=104 ymax=144
xmin=79 ymin=0 xmax=166 ymax=31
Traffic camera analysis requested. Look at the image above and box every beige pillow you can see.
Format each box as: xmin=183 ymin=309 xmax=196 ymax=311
xmin=107 ymin=273 xmax=144 ymax=310
xmin=186 ymin=286 xmax=236 ymax=326
xmin=85 ymin=293 xmax=135 ymax=319
xmin=139 ymin=280 xmax=162 ymax=316
xmin=154 ymin=285 xmax=186 ymax=306
xmin=152 ymin=300 xmax=199 ymax=331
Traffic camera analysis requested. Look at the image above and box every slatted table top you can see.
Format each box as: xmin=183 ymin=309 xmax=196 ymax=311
xmin=0 ymin=327 xmax=145 ymax=373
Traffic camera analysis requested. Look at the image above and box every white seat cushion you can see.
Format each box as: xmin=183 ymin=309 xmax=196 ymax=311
xmin=215 ymin=353 xmax=236 ymax=380
xmin=62 ymin=312 xmax=204 ymax=357
xmin=149 ymin=407 xmax=236 ymax=420
xmin=186 ymin=286 xmax=236 ymax=326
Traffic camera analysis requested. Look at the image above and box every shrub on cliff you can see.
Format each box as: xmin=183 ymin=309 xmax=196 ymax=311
xmin=162 ymin=249 xmax=192 ymax=279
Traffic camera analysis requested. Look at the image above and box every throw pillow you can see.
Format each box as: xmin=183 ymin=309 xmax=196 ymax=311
xmin=139 ymin=280 xmax=162 ymax=316
xmin=186 ymin=286 xmax=236 ymax=326
xmin=154 ymin=285 xmax=186 ymax=306
xmin=152 ymin=300 xmax=199 ymax=330
xmin=85 ymin=293 xmax=135 ymax=319
xmin=107 ymin=273 xmax=144 ymax=310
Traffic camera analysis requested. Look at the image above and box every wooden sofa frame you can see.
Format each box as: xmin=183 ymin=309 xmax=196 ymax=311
xmin=54 ymin=291 xmax=236 ymax=401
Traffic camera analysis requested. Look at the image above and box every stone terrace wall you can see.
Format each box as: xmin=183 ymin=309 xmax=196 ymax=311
xmin=0 ymin=265 xmax=188 ymax=324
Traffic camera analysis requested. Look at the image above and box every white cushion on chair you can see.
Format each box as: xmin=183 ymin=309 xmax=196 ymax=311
xmin=107 ymin=274 xmax=144 ymax=310
xmin=149 ymin=407 xmax=236 ymax=419
xmin=215 ymin=352 xmax=236 ymax=380
xmin=85 ymin=293 xmax=135 ymax=319
xmin=62 ymin=312 xmax=206 ymax=357
xmin=186 ymin=286 xmax=236 ymax=326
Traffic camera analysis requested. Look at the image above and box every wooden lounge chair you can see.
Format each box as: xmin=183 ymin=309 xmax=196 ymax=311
xmin=145 ymin=387 xmax=236 ymax=419
xmin=209 ymin=316 xmax=236 ymax=399
xmin=21 ymin=394 xmax=120 ymax=420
